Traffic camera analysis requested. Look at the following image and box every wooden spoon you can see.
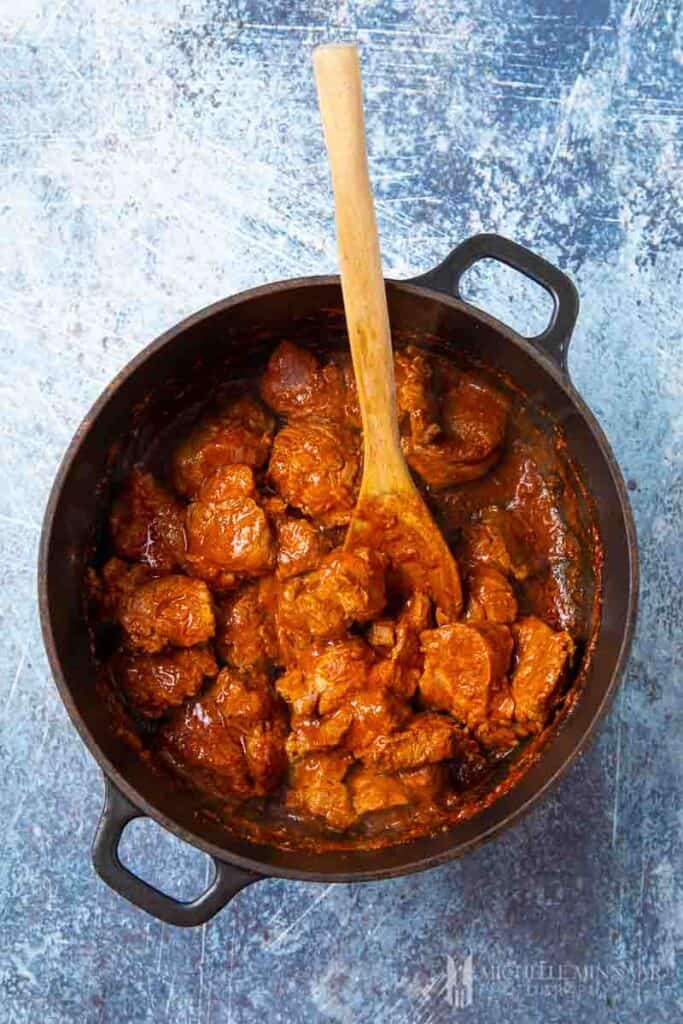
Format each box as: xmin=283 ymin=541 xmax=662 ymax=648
xmin=313 ymin=43 xmax=462 ymax=619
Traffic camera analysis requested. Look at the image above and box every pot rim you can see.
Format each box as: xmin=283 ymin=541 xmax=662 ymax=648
xmin=38 ymin=273 xmax=639 ymax=882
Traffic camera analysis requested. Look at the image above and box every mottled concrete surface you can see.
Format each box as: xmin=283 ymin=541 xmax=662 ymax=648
xmin=1 ymin=1 xmax=681 ymax=1021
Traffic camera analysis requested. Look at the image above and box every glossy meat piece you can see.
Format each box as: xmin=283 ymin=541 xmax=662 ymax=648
xmin=348 ymin=767 xmax=410 ymax=817
xmin=276 ymin=638 xmax=374 ymax=724
xmin=419 ymin=622 xmax=513 ymax=728
xmin=511 ymin=616 xmax=574 ymax=732
xmin=286 ymin=751 xmax=355 ymax=830
xmin=359 ymin=712 xmax=470 ymax=773
xmin=173 ymin=395 xmax=274 ymax=497
xmin=460 ymin=507 xmax=531 ymax=580
xmin=110 ymin=468 xmax=186 ymax=571
xmin=268 ymin=420 xmax=360 ymax=525
xmin=465 ymin=565 xmax=518 ymax=624
xmin=264 ymin=500 xmax=330 ymax=580
xmin=215 ymin=581 xmax=279 ymax=670
xmin=394 ymin=346 xmax=439 ymax=443
xmin=399 ymin=763 xmax=450 ymax=804
xmin=277 ymin=518 xmax=328 ymax=579
xmin=278 ymin=639 xmax=408 ymax=760
xmin=112 ymin=645 xmax=217 ymax=718
xmin=185 ymin=465 xmax=275 ymax=588
xmin=276 ymin=547 xmax=386 ymax=648
xmin=160 ymin=668 xmax=287 ymax=798
xmin=120 ymin=575 xmax=215 ymax=653
xmin=88 ymin=557 xmax=155 ymax=622
xmin=402 ymin=374 xmax=507 ymax=488
xmin=285 ymin=707 xmax=354 ymax=760
xmin=443 ymin=443 xmax=585 ymax=630
xmin=342 ymin=686 xmax=411 ymax=756
xmin=259 ymin=341 xmax=359 ymax=425
xmin=369 ymin=593 xmax=432 ymax=699
xmin=474 ymin=679 xmax=524 ymax=752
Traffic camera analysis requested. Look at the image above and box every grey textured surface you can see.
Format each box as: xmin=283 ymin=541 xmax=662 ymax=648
xmin=1 ymin=1 xmax=681 ymax=1021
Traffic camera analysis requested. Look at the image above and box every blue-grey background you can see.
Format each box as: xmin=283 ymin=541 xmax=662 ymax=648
xmin=1 ymin=1 xmax=681 ymax=1021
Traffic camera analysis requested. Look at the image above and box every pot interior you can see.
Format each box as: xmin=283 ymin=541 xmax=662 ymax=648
xmin=41 ymin=280 xmax=636 ymax=878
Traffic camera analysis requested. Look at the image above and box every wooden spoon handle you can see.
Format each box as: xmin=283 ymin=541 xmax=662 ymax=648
xmin=314 ymin=43 xmax=410 ymax=496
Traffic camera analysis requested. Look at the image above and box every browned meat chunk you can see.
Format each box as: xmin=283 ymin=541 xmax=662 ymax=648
xmin=465 ymin=565 xmax=518 ymax=624
xmin=277 ymin=637 xmax=408 ymax=760
xmin=399 ymin=763 xmax=450 ymax=804
xmin=511 ymin=616 xmax=574 ymax=732
xmin=394 ymin=346 xmax=439 ymax=444
xmin=120 ymin=575 xmax=215 ymax=653
xmin=348 ymin=767 xmax=410 ymax=817
xmin=111 ymin=645 xmax=217 ymax=718
xmin=460 ymin=507 xmax=531 ymax=580
xmin=342 ymin=686 xmax=411 ymax=756
xmin=276 ymin=547 xmax=386 ymax=648
xmin=402 ymin=374 xmax=507 ymax=488
xmin=110 ymin=468 xmax=186 ymax=571
xmin=215 ymin=581 xmax=279 ymax=669
xmin=88 ymin=557 xmax=155 ymax=622
xmin=259 ymin=341 xmax=359 ymax=425
xmin=419 ymin=622 xmax=513 ymax=728
xmin=286 ymin=751 xmax=355 ymax=830
xmin=369 ymin=593 xmax=432 ymax=699
xmin=160 ymin=668 xmax=287 ymax=798
xmin=284 ymin=707 xmax=354 ymax=760
xmin=359 ymin=712 xmax=470 ymax=773
xmin=474 ymin=679 xmax=525 ymax=752
xmin=265 ymin=503 xmax=330 ymax=580
xmin=268 ymin=420 xmax=360 ymax=525
xmin=173 ymin=395 xmax=274 ymax=497
xmin=277 ymin=638 xmax=374 ymax=723
xmin=184 ymin=465 xmax=275 ymax=588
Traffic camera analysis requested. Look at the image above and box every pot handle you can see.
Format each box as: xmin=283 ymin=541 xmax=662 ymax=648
xmin=92 ymin=777 xmax=260 ymax=927
xmin=408 ymin=233 xmax=579 ymax=375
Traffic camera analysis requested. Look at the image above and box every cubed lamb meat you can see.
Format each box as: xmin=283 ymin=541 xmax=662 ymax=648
xmin=286 ymin=751 xmax=356 ymax=831
xmin=398 ymin=763 xmax=451 ymax=804
xmin=369 ymin=592 xmax=432 ymax=699
xmin=214 ymin=581 xmax=279 ymax=670
xmin=88 ymin=557 xmax=155 ymax=622
xmin=120 ymin=575 xmax=215 ymax=653
xmin=268 ymin=420 xmax=360 ymax=525
xmin=159 ymin=668 xmax=287 ymax=798
xmin=460 ymin=507 xmax=530 ymax=580
xmin=259 ymin=341 xmax=359 ymax=425
xmin=394 ymin=346 xmax=439 ymax=444
xmin=419 ymin=622 xmax=513 ymax=728
xmin=173 ymin=395 xmax=274 ymax=497
xmin=348 ymin=767 xmax=410 ymax=817
xmin=109 ymin=468 xmax=186 ymax=571
xmin=284 ymin=706 xmax=354 ymax=761
xmin=273 ymin=514 xmax=330 ymax=580
xmin=342 ymin=686 xmax=411 ymax=756
xmin=276 ymin=547 xmax=386 ymax=648
xmin=511 ymin=616 xmax=574 ymax=732
xmin=111 ymin=645 xmax=218 ymax=718
xmin=402 ymin=374 xmax=507 ymax=488
xmin=359 ymin=712 xmax=471 ymax=773
xmin=278 ymin=638 xmax=409 ymax=761
xmin=184 ymin=465 xmax=275 ymax=588
xmin=276 ymin=638 xmax=374 ymax=723
xmin=465 ymin=565 xmax=518 ymax=624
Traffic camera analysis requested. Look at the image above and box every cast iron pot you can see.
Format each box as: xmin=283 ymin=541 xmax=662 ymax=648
xmin=38 ymin=233 xmax=638 ymax=927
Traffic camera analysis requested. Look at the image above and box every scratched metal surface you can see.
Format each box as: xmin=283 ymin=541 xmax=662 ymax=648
xmin=1 ymin=1 xmax=681 ymax=1021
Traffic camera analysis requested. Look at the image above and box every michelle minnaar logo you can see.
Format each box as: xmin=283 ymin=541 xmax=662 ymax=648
xmin=445 ymin=953 xmax=474 ymax=1009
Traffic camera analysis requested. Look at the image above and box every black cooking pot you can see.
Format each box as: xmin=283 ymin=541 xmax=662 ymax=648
xmin=38 ymin=233 xmax=638 ymax=927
